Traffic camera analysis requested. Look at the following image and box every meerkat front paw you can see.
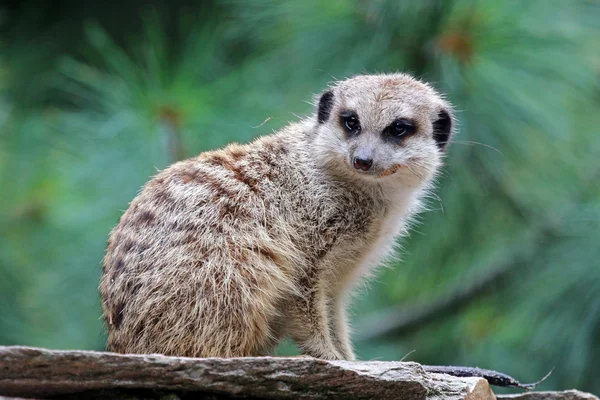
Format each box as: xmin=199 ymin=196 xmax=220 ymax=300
xmin=309 ymin=350 xmax=346 ymax=360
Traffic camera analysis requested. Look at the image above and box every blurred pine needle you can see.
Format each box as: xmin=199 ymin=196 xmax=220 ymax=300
xmin=0 ymin=0 xmax=599 ymax=393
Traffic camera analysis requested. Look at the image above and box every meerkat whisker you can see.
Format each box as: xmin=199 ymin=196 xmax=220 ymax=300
xmin=445 ymin=140 xmax=503 ymax=155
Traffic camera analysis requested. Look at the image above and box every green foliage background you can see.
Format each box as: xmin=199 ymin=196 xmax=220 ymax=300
xmin=1 ymin=0 xmax=599 ymax=394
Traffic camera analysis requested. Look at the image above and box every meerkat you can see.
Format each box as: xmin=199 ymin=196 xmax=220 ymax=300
xmin=100 ymin=73 xmax=454 ymax=360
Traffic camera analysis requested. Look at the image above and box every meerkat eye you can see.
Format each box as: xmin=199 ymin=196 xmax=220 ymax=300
xmin=383 ymin=119 xmax=416 ymax=142
xmin=392 ymin=121 xmax=408 ymax=136
xmin=345 ymin=116 xmax=359 ymax=131
xmin=340 ymin=111 xmax=361 ymax=134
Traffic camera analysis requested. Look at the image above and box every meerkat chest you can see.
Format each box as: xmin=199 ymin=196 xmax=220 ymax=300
xmin=323 ymin=187 xmax=419 ymax=289
xmin=355 ymin=189 xmax=419 ymax=277
xmin=283 ymin=168 xmax=418 ymax=284
xmin=286 ymin=178 xmax=378 ymax=265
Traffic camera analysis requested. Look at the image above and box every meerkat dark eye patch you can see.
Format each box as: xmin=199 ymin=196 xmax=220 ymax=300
xmin=317 ymin=90 xmax=334 ymax=124
xmin=382 ymin=118 xmax=416 ymax=143
xmin=433 ymin=109 xmax=452 ymax=150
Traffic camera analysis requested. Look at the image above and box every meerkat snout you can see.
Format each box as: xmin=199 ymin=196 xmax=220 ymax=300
xmin=352 ymin=156 xmax=373 ymax=171
xmin=352 ymin=147 xmax=374 ymax=171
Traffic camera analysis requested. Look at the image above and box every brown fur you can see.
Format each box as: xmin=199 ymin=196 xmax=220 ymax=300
xmin=100 ymin=73 xmax=454 ymax=360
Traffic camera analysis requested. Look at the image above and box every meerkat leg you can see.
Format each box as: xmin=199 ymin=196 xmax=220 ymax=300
xmin=190 ymin=256 xmax=289 ymax=358
xmin=328 ymin=295 xmax=356 ymax=360
xmin=289 ymin=285 xmax=343 ymax=360
xmin=107 ymin=252 xmax=288 ymax=358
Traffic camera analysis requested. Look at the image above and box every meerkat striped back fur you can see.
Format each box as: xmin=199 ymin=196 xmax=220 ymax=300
xmin=100 ymin=73 xmax=454 ymax=360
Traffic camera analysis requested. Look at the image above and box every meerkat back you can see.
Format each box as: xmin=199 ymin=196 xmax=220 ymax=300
xmin=100 ymin=138 xmax=299 ymax=357
xmin=100 ymin=73 xmax=454 ymax=359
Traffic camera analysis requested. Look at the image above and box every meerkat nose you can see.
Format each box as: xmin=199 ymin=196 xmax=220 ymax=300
xmin=353 ymin=157 xmax=374 ymax=171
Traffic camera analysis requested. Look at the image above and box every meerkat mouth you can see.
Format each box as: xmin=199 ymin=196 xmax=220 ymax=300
xmin=343 ymin=158 xmax=407 ymax=178
xmin=378 ymin=164 xmax=407 ymax=178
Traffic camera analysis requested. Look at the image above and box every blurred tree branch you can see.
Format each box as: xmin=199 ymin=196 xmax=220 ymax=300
xmin=354 ymin=235 xmax=541 ymax=341
xmin=159 ymin=106 xmax=185 ymax=162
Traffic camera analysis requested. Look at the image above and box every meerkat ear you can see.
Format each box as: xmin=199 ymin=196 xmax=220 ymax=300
xmin=433 ymin=109 xmax=453 ymax=150
xmin=317 ymin=90 xmax=334 ymax=123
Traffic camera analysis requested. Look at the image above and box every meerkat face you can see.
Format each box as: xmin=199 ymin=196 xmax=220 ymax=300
xmin=313 ymin=74 xmax=454 ymax=186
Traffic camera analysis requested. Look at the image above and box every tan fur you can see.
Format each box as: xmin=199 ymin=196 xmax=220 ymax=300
xmin=100 ymin=73 xmax=454 ymax=360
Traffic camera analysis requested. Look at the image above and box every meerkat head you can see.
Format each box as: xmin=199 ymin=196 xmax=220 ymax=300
xmin=312 ymin=73 xmax=454 ymax=186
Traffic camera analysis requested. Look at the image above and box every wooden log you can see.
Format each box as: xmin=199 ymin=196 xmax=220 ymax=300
xmin=0 ymin=346 xmax=595 ymax=400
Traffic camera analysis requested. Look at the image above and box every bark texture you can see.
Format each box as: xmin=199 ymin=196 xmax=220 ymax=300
xmin=0 ymin=346 xmax=596 ymax=400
